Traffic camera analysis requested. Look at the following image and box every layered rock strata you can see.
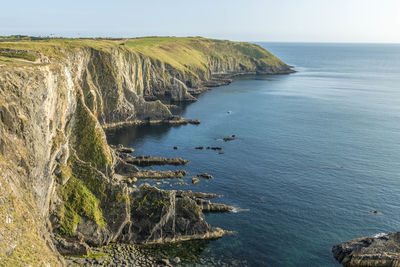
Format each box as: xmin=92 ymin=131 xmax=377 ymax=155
xmin=0 ymin=37 xmax=293 ymax=265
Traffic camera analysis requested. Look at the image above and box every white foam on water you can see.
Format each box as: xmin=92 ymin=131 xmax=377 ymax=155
xmin=373 ymin=233 xmax=387 ymax=238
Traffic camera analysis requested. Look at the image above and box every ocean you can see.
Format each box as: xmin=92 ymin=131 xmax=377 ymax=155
xmin=107 ymin=43 xmax=400 ymax=266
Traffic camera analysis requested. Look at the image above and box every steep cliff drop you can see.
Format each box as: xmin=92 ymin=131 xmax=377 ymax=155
xmin=0 ymin=36 xmax=293 ymax=266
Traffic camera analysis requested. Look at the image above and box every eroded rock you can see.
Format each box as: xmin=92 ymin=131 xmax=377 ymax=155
xmin=135 ymin=170 xmax=187 ymax=179
xmin=119 ymin=185 xmax=227 ymax=244
xmin=332 ymin=232 xmax=400 ymax=266
xmin=124 ymin=155 xmax=188 ymax=167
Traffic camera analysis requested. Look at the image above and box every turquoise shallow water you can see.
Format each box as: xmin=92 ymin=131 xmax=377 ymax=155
xmin=107 ymin=43 xmax=400 ymax=266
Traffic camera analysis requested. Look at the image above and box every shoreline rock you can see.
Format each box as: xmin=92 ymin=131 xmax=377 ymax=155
xmin=135 ymin=170 xmax=187 ymax=179
xmin=124 ymin=155 xmax=188 ymax=167
xmin=197 ymin=173 xmax=213 ymax=179
xmin=332 ymin=232 xmax=400 ymax=266
xmin=223 ymin=135 xmax=235 ymax=142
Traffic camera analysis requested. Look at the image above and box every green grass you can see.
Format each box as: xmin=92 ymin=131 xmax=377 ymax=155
xmin=73 ymin=98 xmax=111 ymax=170
xmin=58 ymin=176 xmax=106 ymax=235
xmin=0 ymin=51 xmax=37 ymax=61
xmin=0 ymin=36 xmax=285 ymax=73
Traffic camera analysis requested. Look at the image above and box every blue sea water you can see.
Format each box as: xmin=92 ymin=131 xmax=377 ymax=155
xmin=107 ymin=43 xmax=400 ymax=266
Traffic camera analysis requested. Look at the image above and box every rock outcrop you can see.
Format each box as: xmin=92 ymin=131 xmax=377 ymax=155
xmin=0 ymin=36 xmax=293 ymax=265
xmin=119 ymin=154 xmax=188 ymax=167
xmin=333 ymin=232 xmax=400 ymax=267
xmin=119 ymin=185 xmax=226 ymax=244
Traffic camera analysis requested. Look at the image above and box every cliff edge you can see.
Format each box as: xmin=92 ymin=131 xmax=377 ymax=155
xmin=0 ymin=36 xmax=293 ymax=266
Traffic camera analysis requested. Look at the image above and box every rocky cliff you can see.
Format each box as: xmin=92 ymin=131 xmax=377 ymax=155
xmin=0 ymin=36 xmax=293 ymax=265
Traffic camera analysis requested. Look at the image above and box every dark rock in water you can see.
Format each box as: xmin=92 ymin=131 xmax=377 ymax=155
xmin=175 ymin=190 xmax=232 ymax=212
xmin=192 ymin=177 xmax=200 ymax=184
xmin=124 ymin=155 xmax=188 ymax=167
xmin=208 ymin=146 xmax=222 ymax=150
xmin=176 ymin=190 xmax=218 ymax=199
xmin=223 ymin=135 xmax=236 ymax=142
xmin=174 ymin=182 xmax=188 ymax=186
xmin=135 ymin=170 xmax=187 ymax=179
xmin=161 ymin=117 xmax=200 ymax=126
xmin=195 ymin=146 xmax=204 ymax=150
xmin=370 ymin=210 xmax=379 ymax=214
xmin=195 ymin=198 xmax=234 ymax=212
xmin=173 ymin=146 xmax=178 ymax=150
xmin=197 ymin=173 xmax=213 ymax=179
xmin=332 ymin=232 xmax=400 ymax=266
xmin=189 ymin=120 xmax=200 ymax=125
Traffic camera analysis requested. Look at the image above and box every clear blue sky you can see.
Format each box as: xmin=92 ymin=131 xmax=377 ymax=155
xmin=1 ymin=0 xmax=399 ymax=43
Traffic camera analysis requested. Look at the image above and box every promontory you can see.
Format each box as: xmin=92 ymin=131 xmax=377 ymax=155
xmin=0 ymin=36 xmax=293 ymax=266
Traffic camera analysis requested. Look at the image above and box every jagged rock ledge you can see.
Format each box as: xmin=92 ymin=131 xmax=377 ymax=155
xmin=332 ymin=232 xmax=400 ymax=266
xmin=103 ymin=117 xmax=201 ymax=131
xmin=118 ymin=154 xmax=188 ymax=167
xmin=134 ymin=170 xmax=188 ymax=179
xmin=176 ymin=190 xmax=234 ymax=212
xmin=0 ymin=36 xmax=294 ymax=265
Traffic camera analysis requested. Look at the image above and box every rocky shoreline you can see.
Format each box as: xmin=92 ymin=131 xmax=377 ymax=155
xmin=66 ymin=241 xmax=248 ymax=267
xmin=64 ymin=68 xmax=294 ymax=266
xmin=0 ymin=37 xmax=295 ymax=266
xmin=332 ymin=232 xmax=400 ymax=267
xmin=62 ymin=72 xmax=251 ymax=266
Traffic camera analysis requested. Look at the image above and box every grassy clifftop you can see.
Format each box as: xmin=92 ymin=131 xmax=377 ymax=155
xmin=0 ymin=36 xmax=286 ymax=73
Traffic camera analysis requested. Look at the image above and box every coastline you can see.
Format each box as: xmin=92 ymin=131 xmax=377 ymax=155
xmin=0 ymin=36 xmax=295 ymax=266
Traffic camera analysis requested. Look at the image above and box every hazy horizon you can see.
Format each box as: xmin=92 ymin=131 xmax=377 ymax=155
xmin=1 ymin=0 xmax=399 ymax=44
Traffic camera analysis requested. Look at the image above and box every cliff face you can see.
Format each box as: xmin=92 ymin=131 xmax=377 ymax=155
xmin=0 ymin=37 xmax=293 ymax=265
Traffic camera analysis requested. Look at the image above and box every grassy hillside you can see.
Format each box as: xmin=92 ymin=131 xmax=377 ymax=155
xmin=0 ymin=36 xmax=285 ymax=73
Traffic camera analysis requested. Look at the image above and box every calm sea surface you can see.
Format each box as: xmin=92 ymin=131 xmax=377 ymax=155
xmin=107 ymin=43 xmax=400 ymax=266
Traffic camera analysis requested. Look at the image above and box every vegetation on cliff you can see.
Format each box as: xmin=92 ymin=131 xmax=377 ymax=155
xmin=57 ymin=176 xmax=106 ymax=235
xmin=0 ymin=35 xmax=293 ymax=265
xmin=0 ymin=36 xmax=287 ymax=73
xmin=73 ymin=98 xmax=111 ymax=170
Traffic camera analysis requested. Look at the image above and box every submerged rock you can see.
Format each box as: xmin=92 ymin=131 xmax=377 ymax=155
xmin=223 ymin=135 xmax=236 ymax=142
xmin=207 ymin=146 xmax=222 ymax=151
xmin=197 ymin=173 xmax=213 ymax=179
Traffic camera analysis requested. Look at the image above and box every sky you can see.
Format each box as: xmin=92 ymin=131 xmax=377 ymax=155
xmin=1 ymin=0 xmax=399 ymax=43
